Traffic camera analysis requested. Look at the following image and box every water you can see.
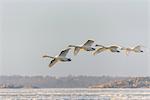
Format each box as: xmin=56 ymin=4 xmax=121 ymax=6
xmin=0 ymin=88 xmax=150 ymax=100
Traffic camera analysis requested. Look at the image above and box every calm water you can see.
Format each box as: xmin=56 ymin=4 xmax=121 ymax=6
xmin=0 ymin=88 xmax=150 ymax=100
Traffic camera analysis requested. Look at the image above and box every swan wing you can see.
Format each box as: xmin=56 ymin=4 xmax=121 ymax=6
xmin=93 ymin=48 xmax=106 ymax=55
xmin=83 ymin=40 xmax=94 ymax=47
xmin=133 ymin=45 xmax=142 ymax=51
xmin=49 ymin=59 xmax=58 ymax=68
xmin=59 ymin=48 xmax=71 ymax=57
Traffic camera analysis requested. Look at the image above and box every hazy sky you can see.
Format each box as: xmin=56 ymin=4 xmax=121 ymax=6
xmin=0 ymin=0 xmax=150 ymax=76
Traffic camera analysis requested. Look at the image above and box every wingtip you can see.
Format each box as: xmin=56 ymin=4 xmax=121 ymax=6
xmin=92 ymin=53 xmax=96 ymax=56
xmin=48 ymin=63 xmax=54 ymax=68
xmin=88 ymin=39 xmax=95 ymax=42
xmin=42 ymin=55 xmax=48 ymax=58
xmin=48 ymin=64 xmax=52 ymax=68
xmin=68 ymin=45 xmax=72 ymax=47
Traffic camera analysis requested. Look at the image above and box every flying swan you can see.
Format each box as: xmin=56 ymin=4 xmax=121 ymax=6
xmin=68 ymin=40 xmax=95 ymax=55
xmin=121 ymin=45 xmax=144 ymax=55
xmin=43 ymin=48 xmax=71 ymax=68
xmin=93 ymin=44 xmax=120 ymax=55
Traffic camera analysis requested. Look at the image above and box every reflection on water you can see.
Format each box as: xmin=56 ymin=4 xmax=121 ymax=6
xmin=0 ymin=88 xmax=150 ymax=100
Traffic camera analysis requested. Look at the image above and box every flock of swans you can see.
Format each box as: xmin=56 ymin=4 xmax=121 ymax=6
xmin=43 ymin=40 xmax=144 ymax=68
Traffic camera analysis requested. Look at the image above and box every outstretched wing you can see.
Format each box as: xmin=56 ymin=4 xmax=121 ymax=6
xmin=93 ymin=48 xmax=106 ymax=55
xmin=49 ymin=59 xmax=58 ymax=68
xmin=133 ymin=45 xmax=142 ymax=52
xmin=59 ymin=48 xmax=71 ymax=57
xmin=83 ymin=40 xmax=94 ymax=47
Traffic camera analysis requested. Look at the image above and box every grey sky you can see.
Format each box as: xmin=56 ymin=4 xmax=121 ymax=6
xmin=1 ymin=0 xmax=149 ymax=76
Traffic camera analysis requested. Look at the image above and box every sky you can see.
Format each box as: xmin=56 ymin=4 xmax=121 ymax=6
xmin=0 ymin=0 xmax=150 ymax=76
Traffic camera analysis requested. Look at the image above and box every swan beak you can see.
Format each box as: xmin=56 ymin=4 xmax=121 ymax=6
xmin=117 ymin=51 xmax=120 ymax=52
xmin=92 ymin=48 xmax=96 ymax=50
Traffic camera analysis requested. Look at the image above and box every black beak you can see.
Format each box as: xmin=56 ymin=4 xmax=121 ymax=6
xmin=117 ymin=51 xmax=120 ymax=52
xmin=68 ymin=59 xmax=71 ymax=61
xmin=92 ymin=48 xmax=96 ymax=50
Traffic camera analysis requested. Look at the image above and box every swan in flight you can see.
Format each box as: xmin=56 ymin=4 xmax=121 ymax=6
xmin=68 ymin=40 xmax=95 ymax=55
xmin=121 ymin=45 xmax=144 ymax=55
xmin=93 ymin=44 xmax=120 ymax=55
xmin=43 ymin=48 xmax=71 ymax=68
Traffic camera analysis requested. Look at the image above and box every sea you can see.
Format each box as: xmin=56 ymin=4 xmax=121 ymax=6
xmin=0 ymin=88 xmax=150 ymax=100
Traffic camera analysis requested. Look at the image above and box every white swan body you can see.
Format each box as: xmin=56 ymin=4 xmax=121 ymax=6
xmin=121 ymin=45 xmax=144 ymax=55
xmin=43 ymin=48 xmax=71 ymax=68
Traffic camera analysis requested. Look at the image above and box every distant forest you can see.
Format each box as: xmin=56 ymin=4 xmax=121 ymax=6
xmin=0 ymin=76 xmax=149 ymax=88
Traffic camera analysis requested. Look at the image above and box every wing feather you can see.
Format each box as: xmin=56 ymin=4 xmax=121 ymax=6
xmin=83 ymin=40 xmax=94 ymax=47
xmin=49 ymin=59 xmax=58 ymax=68
xmin=59 ymin=48 xmax=71 ymax=57
xmin=133 ymin=45 xmax=142 ymax=51
xmin=93 ymin=48 xmax=106 ymax=55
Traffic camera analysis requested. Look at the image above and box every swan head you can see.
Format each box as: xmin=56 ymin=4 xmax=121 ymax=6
xmin=42 ymin=55 xmax=49 ymax=58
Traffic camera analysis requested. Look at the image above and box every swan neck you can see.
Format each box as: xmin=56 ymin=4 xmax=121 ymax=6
xmin=69 ymin=45 xmax=78 ymax=47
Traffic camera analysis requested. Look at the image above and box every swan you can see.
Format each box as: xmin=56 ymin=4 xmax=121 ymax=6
xmin=68 ymin=40 xmax=95 ymax=55
xmin=43 ymin=48 xmax=71 ymax=68
xmin=93 ymin=44 xmax=120 ymax=55
xmin=121 ymin=45 xmax=144 ymax=55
